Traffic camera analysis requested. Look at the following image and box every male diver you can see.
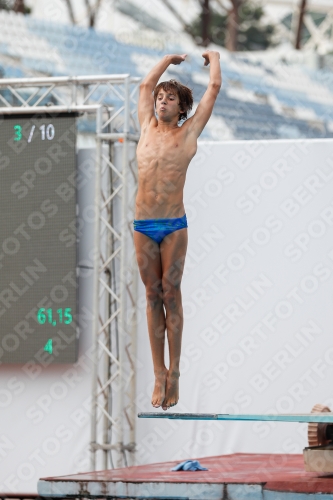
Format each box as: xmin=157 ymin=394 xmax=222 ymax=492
xmin=134 ymin=51 xmax=221 ymax=410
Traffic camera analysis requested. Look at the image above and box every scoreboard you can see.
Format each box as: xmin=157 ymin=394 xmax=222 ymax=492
xmin=0 ymin=114 xmax=78 ymax=364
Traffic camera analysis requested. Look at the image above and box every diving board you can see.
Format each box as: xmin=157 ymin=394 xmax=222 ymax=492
xmin=138 ymin=413 xmax=333 ymax=423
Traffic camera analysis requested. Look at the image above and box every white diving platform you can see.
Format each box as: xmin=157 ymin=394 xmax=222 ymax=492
xmin=138 ymin=412 xmax=333 ymax=423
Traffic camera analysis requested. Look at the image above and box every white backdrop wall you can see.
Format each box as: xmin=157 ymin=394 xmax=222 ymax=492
xmin=1 ymin=139 xmax=333 ymax=492
xmin=135 ymin=139 xmax=333 ymax=463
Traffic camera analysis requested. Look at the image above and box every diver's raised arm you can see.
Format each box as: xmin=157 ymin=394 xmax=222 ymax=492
xmin=138 ymin=54 xmax=187 ymax=126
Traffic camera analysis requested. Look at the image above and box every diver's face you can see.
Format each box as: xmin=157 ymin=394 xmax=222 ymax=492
xmin=156 ymin=90 xmax=182 ymax=121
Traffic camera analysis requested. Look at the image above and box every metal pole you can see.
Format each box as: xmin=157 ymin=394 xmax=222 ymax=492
xmin=116 ymin=76 xmax=130 ymax=468
xmin=128 ymin=84 xmax=140 ymax=467
xmin=90 ymin=105 xmax=103 ymax=471
xmin=0 ymin=105 xmax=101 ymax=114
xmin=129 ymin=250 xmax=138 ymax=466
xmin=0 ymin=74 xmax=139 ymax=86
xmin=103 ymin=139 xmax=113 ymax=471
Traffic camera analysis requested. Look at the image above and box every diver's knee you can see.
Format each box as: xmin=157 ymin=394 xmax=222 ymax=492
xmin=162 ymin=286 xmax=181 ymax=311
xmin=146 ymin=281 xmax=163 ymax=309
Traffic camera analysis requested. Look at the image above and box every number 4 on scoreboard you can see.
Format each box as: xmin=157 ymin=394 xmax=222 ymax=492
xmin=44 ymin=339 xmax=53 ymax=354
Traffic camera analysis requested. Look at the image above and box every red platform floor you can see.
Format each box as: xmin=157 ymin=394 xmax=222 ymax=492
xmin=38 ymin=454 xmax=333 ymax=499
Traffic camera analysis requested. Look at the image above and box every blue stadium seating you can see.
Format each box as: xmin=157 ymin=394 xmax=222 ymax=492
xmin=0 ymin=9 xmax=332 ymax=140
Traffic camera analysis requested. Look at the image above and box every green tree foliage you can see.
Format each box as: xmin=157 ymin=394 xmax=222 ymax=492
xmin=189 ymin=1 xmax=276 ymax=51
xmin=0 ymin=0 xmax=10 ymax=9
xmin=0 ymin=0 xmax=31 ymax=14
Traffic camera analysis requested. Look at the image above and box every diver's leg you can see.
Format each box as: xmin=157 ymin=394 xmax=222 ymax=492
xmin=160 ymin=227 xmax=188 ymax=409
xmin=134 ymin=230 xmax=167 ymax=407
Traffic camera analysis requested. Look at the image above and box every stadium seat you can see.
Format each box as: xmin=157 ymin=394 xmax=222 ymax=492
xmin=0 ymin=9 xmax=332 ymax=140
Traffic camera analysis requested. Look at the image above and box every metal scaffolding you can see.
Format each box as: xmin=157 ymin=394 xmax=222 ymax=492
xmin=0 ymin=74 xmax=140 ymax=469
xmin=269 ymin=0 xmax=333 ymax=53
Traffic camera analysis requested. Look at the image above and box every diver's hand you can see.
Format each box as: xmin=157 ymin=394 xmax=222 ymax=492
xmin=202 ymin=50 xmax=220 ymax=66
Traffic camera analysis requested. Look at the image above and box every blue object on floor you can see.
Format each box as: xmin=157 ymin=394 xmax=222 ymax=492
xmin=171 ymin=460 xmax=208 ymax=471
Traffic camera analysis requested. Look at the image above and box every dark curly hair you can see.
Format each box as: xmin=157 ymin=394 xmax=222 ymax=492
xmin=154 ymin=79 xmax=193 ymax=122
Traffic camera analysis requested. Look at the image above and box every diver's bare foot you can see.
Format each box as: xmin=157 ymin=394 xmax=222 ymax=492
xmin=162 ymin=370 xmax=180 ymax=411
xmin=151 ymin=369 xmax=168 ymax=408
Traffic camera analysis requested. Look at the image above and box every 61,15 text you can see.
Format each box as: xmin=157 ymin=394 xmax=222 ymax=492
xmin=37 ymin=307 xmax=73 ymax=327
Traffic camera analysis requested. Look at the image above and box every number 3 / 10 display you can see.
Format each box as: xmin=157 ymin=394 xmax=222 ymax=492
xmin=37 ymin=308 xmax=73 ymax=327
xmin=14 ymin=123 xmax=55 ymax=142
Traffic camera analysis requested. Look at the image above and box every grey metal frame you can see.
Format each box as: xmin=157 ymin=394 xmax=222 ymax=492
xmin=0 ymin=74 xmax=140 ymax=470
xmin=270 ymin=1 xmax=333 ymax=52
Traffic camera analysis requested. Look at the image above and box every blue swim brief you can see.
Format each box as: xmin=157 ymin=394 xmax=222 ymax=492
xmin=133 ymin=214 xmax=188 ymax=244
